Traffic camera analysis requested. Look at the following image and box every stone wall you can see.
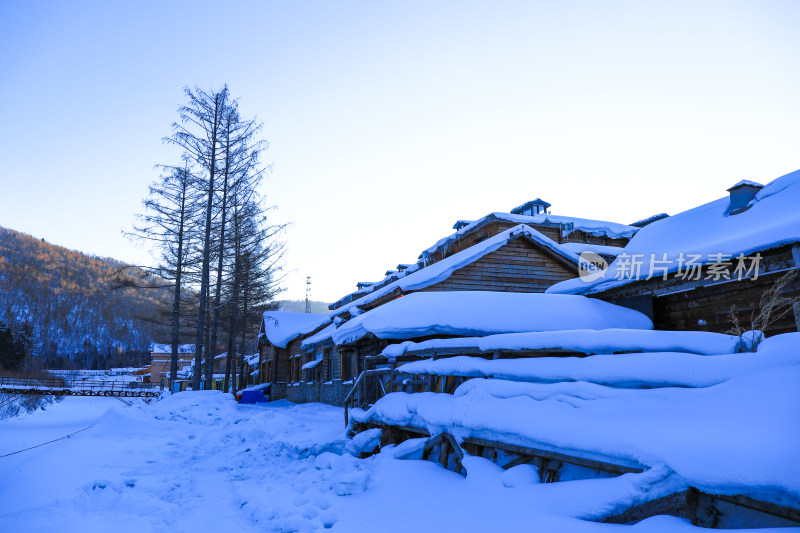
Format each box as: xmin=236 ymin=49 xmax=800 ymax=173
xmin=283 ymin=379 xmax=354 ymax=407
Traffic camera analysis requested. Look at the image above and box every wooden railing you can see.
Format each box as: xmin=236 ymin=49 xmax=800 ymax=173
xmin=343 ymin=368 xmax=395 ymax=426
xmin=0 ymin=376 xmax=161 ymax=397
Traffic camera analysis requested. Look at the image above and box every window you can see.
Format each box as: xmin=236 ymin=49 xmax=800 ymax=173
xmin=303 ymin=354 xmax=313 ymax=383
xmin=341 ymin=351 xmax=352 ymax=381
xmin=324 ymin=348 xmax=332 ymax=382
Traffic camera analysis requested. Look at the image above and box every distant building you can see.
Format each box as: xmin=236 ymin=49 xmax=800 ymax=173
xmin=149 ymin=343 xmax=195 ymax=386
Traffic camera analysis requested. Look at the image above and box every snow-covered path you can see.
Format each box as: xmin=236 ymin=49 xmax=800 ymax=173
xmin=0 ymin=393 xmax=793 ymax=532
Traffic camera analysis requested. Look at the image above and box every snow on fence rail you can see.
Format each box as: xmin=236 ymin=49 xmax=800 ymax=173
xmin=0 ymin=376 xmax=161 ymax=397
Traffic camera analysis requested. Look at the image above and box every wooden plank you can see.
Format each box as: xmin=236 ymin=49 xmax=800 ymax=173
xmin=422 ymin=433 xmax=444 ymax=459
xmin=502 ymin=453 xmax=536 ymax=470
xmin=464 ymin=436 xmax=644 ymax=475
xmin=446 ymin=269 xmax=573 ymax=280
xmin=794 ymin=302 xmax=800 ymax=333
xmin=715 ymin=493 xmax=800 ymax=523
xmin=602 ymin=490 xmax=696 ymax=524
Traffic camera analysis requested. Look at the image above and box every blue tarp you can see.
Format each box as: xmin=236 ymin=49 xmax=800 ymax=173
xmin=240 ymin=390 xmax=269 ymax=404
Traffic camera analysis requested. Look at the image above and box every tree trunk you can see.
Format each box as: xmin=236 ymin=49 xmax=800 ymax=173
xmin=169 ymin=167 xmax=189 ymax=388
xmin=208 ymin=136 xmax=231 ymax=387
xmin=192 ymin=92 xmax=221 ymax=390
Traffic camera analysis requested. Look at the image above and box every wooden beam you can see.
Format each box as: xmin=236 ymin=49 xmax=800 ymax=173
xmin=464 ymin=436 xmax=643 ymax=475
xmin=794 ymin=302 xmax=800 ymax=333
xmin=364 ymin=423 xmax=643 ymax=475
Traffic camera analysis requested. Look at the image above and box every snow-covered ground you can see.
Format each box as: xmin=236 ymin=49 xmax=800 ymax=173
xmin=0 ymin=393 xmax=795 ymax=532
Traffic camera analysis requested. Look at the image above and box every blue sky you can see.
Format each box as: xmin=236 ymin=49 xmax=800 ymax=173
xmin=1 ymin=0 xmax=799 ymax=303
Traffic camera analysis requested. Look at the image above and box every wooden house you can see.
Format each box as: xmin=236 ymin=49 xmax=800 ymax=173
xmin=256 ymin=311 xmax=331 ymax=402
xmin=328 ymin=201 xmax=637 ymax=314
xmin=283 ymin=200 xmax=641 ymax=407
xmin=148 ymin=343 xmax=195 ymax=386
xmin=548 ymin=174 xmax=800 ymax=336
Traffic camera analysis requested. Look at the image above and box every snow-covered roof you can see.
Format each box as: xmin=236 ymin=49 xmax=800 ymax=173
xmin=332 ymin=224 xmax=581 ymax=317
xmin=727 ymin=179 xmax=764 ymax=190
xmin=393 ymin=332 xmax=798 ymax=388
xmin=300 ymin=322 xmax=337 ymax=349
xmin=629 ymin=213 xmax=669 ymax=228
xmin=382 ymin=328 xmax=741 ymax=359
xmin=511 ymin=198 xmax=551 ymax=214
xmin=355 ymin=332 xmax=800 ymax=505
xmin=301 ymin=359 xmax=323 ymax=371
xmin=261 ymin=311 xmax=331 ymax=349
xmin=150 ymin=343 xmax=195 ymax=354
xmin=332 ymin=291 xmax=653 ymax=346
xmin=558 ymin=242 xmax=623 ymax=257
xmin=242 ymin=382 xmax=270 ymax=392
xmin=548 ymin=169 xmax=800 ymax=295
xmin=422 ymin=212 xmax=638 ymax=259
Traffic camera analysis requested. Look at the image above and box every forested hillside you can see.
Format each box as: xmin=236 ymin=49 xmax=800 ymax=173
xmin=277 ymin=299 xmax=330 ymax=314
xmin=0 ymin=226 xmax=169 ymax=369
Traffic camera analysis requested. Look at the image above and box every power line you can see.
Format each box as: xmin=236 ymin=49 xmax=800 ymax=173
xmin=0 ymin=425 xmax=94 ymax=458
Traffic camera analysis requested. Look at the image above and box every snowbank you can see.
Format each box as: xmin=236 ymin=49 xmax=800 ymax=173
xmin=355 ymin=360 xmax=800 ymax=505
xmin=394 ymin=333 xmax=800 ymax=388
xmin=261 ymin=311 xmax=331 ymax=348
xmin=332 ymin=292 xmax=653 ymax=346
xmin=383 ymin=328 xmax=741 ymax=358
xmin=3 ymin=387 xmax=796 ymax=532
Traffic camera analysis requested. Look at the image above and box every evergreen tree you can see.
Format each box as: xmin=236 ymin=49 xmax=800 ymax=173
xmin=0 ymin=320 xmax=21 ymax=370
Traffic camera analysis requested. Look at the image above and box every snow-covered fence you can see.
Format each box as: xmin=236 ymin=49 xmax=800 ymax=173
xmin=0 ymin=376 xmax=161 ymax=398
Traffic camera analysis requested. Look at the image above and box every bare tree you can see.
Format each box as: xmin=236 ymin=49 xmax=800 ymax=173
xmin=728 ymin=269 xmax=800 ymax=351
xmin=207 ymin=103 xmax=266 ymax=386
xmin=223 ymin=193 xmax=286 ymax=395
xmin=167 ymin=86 xmax=229 ymax=390
xmin=159 ymin=85 xmax=284 ymax=391
xmin=126 ymin=159 xmax=202 ymax=385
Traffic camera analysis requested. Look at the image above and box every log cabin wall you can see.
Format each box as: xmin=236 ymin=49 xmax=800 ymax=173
xmin=259 ymin=342 xmax=287 ymax=400
xmin=328 ymin=217 xmax=633 ymax=312
xmin=426 ymin=219 xmax=631 ymax=266
xmin=652 ymin=271 xmax=800 ymax=335
xmin=560 ymin=229 xmax=629 ymax=248
xmin=258 ymin=343 xmax=274 ymax=383
xmin=283 ymin=341 xmax=355 ymax=406
xmin=425 ymin=220 xmax=516 ymax=265
xmin=420 ymin=237 xmax=577 ymax=293
xmin=597 ymin=245 xmax=800 ymax=336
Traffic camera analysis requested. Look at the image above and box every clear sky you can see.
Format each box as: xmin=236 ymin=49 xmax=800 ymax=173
xmin=1 ymin=0 xmax=799 ymax=304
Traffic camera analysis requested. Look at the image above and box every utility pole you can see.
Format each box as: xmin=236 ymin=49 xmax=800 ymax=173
xmin=305 ymin=276 xmax=311 ymax=313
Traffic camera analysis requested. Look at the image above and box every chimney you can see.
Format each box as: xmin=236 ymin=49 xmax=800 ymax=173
xmin=511 ymin=198 xmax=551 ymax=216
xmin=727 ymin=180 xmax=764 ymax=215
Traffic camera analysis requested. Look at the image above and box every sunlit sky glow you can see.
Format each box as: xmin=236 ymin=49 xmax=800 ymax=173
xmin=1 ymin=0 xmax=799 ymax=303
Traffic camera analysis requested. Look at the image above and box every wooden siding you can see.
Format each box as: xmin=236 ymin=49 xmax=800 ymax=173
xmin=598 ymin=245 xmax=800 ymax=336
xmin=426 ymin=219 xmax=631 ymax=266
xmin=330 ymin=216 xmax=632 ymax=312
xmin=652 ymin=271 xmax=800 ymax=335
xmin=421 ymin=237 xmax=577 ymax=293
